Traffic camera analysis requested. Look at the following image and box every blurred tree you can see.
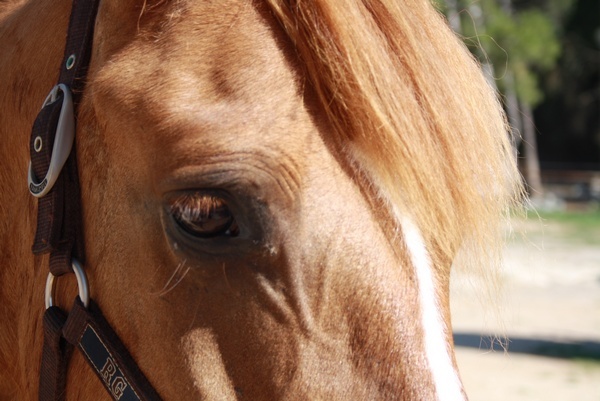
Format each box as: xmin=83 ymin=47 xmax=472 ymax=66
xmin=534 ymin=0 xmax=600 ymax=167
xmin=436 ymin=0 xmax=571 ymax=199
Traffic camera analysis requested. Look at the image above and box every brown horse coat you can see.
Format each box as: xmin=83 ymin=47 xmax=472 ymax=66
xmin=0 ymin=0 xmax=522 ymax=399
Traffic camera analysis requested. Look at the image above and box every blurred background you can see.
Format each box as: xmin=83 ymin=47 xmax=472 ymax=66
xmin=433 ymin=0 xmax=599 ymax=399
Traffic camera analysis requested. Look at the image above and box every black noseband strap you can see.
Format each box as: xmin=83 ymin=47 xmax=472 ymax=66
xmin=62 ymin=299 xmax=162 ymax=401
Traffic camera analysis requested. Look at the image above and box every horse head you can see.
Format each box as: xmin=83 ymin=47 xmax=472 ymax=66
xmin=0 ymin=0 xmax=522 ymax=399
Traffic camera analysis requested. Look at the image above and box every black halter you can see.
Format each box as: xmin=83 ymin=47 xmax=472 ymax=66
xmin=29 ymin=1 xmax=161 ymax=400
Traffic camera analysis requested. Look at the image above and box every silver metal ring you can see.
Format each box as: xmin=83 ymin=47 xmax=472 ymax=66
xmin=45 ymin=259 xmax=90 ymax=309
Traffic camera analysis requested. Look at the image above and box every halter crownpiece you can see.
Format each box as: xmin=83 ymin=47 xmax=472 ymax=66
xmin=29 ymin=0 xmax=162 ymax=400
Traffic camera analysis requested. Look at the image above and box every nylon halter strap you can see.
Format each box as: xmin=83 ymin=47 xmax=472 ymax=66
xmin=29 ymin=1 xmax=161 ymax=400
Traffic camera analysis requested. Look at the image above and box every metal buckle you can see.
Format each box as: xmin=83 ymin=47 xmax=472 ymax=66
xmin=28 ymin=83 xmax=75 ymax=198
xmin=45 ymin=259 xmax=90 ymax=309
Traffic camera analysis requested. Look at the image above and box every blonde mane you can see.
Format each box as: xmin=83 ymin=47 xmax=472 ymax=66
xmin=267 ymin=0 xmax=523 ymax=274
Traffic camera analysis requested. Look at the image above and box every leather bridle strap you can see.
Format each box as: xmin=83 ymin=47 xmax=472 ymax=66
xmin=29 ymin=0 xmax=99 ymax=273
xmin=61 ymin=298 xmax=162 ymax=401
xmin=29 ymin=1 xmax=161 ymax=400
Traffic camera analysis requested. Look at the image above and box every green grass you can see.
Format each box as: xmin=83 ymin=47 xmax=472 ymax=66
xmin=517 ymin=207 xmax=600 ymax=245
xmin=537 ymin=208 xmax=600 ymax=227
xmin=574 ymin=358 xmax=600 ymax=371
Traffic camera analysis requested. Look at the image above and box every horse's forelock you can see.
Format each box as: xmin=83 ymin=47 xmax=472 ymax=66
xmin=266 ymin=0 xmax=524 ymax=277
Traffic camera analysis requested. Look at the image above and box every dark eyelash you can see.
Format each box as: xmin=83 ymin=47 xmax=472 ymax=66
xmin=170 ymin=193 xmax=228 ymax=221
xmin=169 ymin=192 xmax=239 ymax=238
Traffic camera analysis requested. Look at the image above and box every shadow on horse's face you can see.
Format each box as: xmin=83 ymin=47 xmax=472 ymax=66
xmin=74 ymin=2 xmax=448 ymax=400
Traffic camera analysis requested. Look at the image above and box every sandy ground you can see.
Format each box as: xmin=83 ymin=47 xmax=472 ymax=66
xmin=451 ymin=217 xmax=600 ymax=400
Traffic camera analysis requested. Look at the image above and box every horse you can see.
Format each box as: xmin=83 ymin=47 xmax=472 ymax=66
xmin=0 ymin=0 xmax=522 ymax=399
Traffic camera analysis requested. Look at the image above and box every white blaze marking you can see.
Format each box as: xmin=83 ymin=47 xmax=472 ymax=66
xmin=401 ymin=218 xmax=466 ymax=401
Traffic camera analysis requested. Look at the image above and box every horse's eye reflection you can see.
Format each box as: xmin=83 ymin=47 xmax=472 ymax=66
xmin=169 ymin=193 xmax=239 ymax=238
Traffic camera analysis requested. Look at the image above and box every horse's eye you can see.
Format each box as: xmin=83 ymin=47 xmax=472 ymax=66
xmin=169 ymin=193 xmax=239 ymax=238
